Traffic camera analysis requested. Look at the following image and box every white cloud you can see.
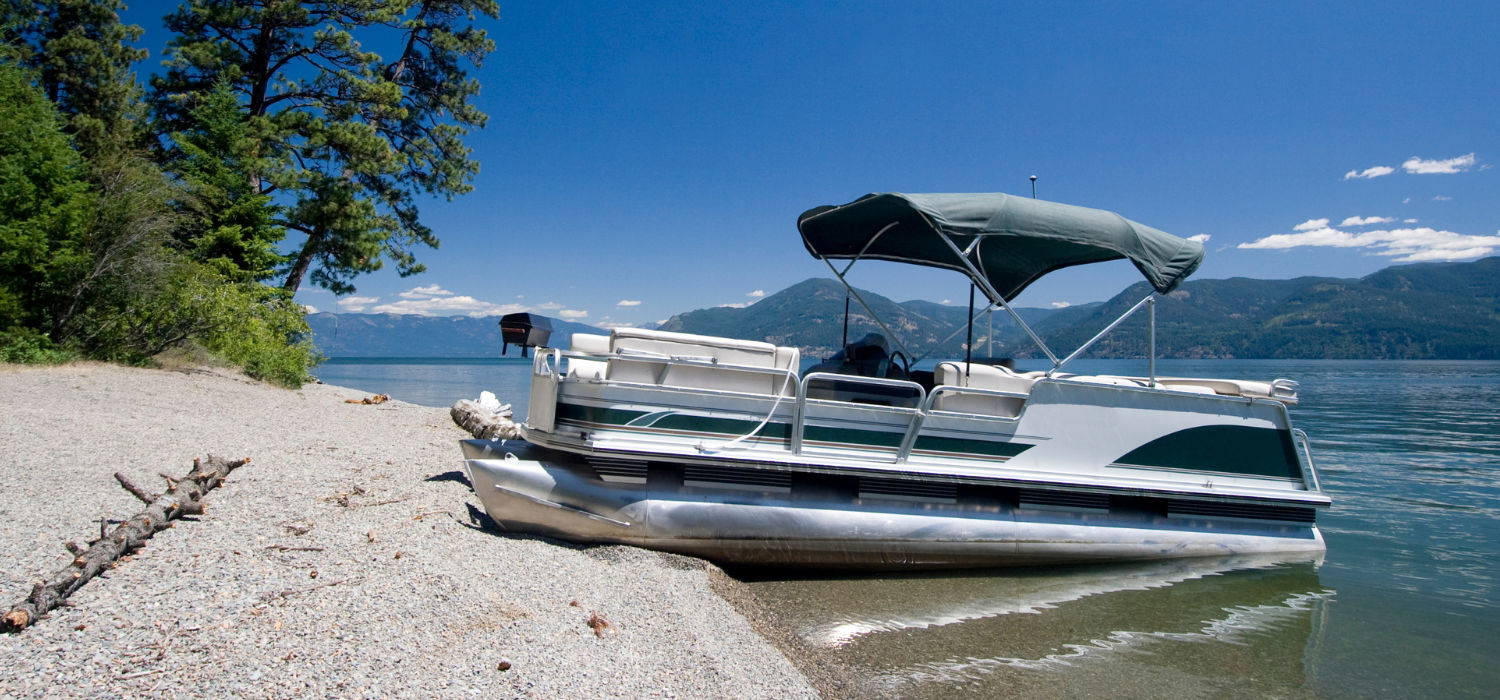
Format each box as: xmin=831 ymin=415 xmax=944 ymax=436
xmin=399 ymin=284 xmax=454 ymax=299
xmin=1186 ymin=234 xmax=1211 ymax=243
xmin=747 ymin=290 xmax=765 ymax=298
xmin=1341 ymin=216 xmax=1394 ymax=227
xmin=1293 ymin=218 xmax=1330 ymax=232
xmin=1344 ymin=166 xmax=1394 ymax=180
xmin=535 ymin=301 xmax=563 ymax=310
xmin=337 ymin=296 xmax=380 ymax=312
xmin=598 ymin=322 xmax=634 ymax=329
xmin=616 ymin=300 xmax=641 ymax=307
xmin=371 ymin=296 xmax=528 ymax=317
xmin=1404 ymin=218 xmax=1418 ymax=223
xmin=1050 ymin=301 xmax=1071 ymax=308
xmin=1403 ymin=198 xmax=1411 ymax=204
xmin=718 ymin=302 xmax=749 ymax=309
xmin=1402 ymin=153 xmax=1476 ymax=175
xmin=1433 ymin=195 xmax=1452 ymax=201
xmin=303 ymin=305 xmax=319 ymax=314
xmin=558 ymin=309 xmax=588 ymax=319
xmin=940 ymin=299 xmax=951 ymax=304
xmin=1239 ymin=226 xmax=1500 ymax=262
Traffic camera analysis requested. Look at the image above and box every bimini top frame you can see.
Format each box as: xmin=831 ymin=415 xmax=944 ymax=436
xmin=798 ymin=192 xmax=1207 ymax=375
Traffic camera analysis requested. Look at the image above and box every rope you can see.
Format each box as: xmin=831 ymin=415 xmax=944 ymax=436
xmin=696 ymin=367 xmax=798 ymax=453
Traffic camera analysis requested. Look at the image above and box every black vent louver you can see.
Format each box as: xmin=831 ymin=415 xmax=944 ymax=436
xmin=859 ymin=477 xmax=957 ymax=503
xmin=1019 ymin=488 xmax=1110 ymax=512
xmin=585 ymin=456 xmax=648 ymax=484
xmin=683 ymin=466 xmax=792 ymax=492
xmin=1168 ymin=500 xmax=1317 ymax=524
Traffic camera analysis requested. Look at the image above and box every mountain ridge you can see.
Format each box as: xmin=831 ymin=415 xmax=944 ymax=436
xmin=304 ymin=257 xmax=1500 ymax=360
xmin=658 ymin=257 xmax=1500 ymax=360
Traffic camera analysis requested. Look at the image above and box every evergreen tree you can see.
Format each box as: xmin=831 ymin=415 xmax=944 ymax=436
xmin=151 ymin=0 xmax=499 ymax=294
xmin=167 ymin=81 xmax=286 ymax=280
xmin=3 ymin=0 xmax=148 ymax=153
xmin=0 ymin=58 xmax=90 ymax=331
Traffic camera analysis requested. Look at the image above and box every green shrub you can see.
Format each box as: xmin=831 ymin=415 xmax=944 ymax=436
xmin=0 ymin=328 xmax=80 ymax=365
xmin=94 ymin=261 xmax=322 ymax=387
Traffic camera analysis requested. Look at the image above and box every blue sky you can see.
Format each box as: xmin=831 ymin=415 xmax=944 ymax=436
xmin=123 ymin=1 xmax=1499 ymax=327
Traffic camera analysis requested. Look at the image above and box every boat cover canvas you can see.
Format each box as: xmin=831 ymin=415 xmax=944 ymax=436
xmin=798 ymin=193 xmax=1205 ymax=300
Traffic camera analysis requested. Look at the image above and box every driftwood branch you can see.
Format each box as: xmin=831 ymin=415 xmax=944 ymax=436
xmin=114 ymin=473 xmax=156 ymax=504
xmin=3 ymin=455 xmax=250 ymax=631
xmin=451 ymin=400 xmax=524 ymax=440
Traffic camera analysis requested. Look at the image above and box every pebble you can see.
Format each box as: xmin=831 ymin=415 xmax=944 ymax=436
xmin=0 ymin=363 xmax=817 ymax=699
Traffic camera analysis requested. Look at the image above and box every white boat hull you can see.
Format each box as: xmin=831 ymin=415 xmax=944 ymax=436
xmin=464 ymin=439 xmax=1325 ymax=570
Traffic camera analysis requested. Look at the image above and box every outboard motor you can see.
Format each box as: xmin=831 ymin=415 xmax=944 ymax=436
xmin=499 ymin=312 xmax=553 ymax=358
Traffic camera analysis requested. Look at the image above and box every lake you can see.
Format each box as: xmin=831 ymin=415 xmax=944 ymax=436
xmin=314 ymin=357 xmax=1500 ymax=698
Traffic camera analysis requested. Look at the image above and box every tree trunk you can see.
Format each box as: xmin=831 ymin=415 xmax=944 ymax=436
xmin=282 ymin=230 xmax=323 ymax=293
xmin=2 ymin=456 xmax=250 ymax=631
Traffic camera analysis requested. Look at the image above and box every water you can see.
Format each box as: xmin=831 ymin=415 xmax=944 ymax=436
xmin=315 ymin=357 xmax=537 ymax=418
xmin=314 ymin=357 xmax=1500 ymax=698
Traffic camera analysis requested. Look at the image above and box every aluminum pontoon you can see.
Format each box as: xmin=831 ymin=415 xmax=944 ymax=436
xmin=463 ymin=192 xmax=1328 ymax=569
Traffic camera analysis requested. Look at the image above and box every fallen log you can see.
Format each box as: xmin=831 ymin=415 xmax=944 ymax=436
xmin=451 ymin=399 xmax=524 ymax=440
xmin=2 ymin=455 xmax=250 ymax=631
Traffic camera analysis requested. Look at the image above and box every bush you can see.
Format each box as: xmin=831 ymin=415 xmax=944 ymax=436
xmin=0 ymin=328 xmax=80 ymax=365
xmin=94 ymin=261 xmax=322 ymax=387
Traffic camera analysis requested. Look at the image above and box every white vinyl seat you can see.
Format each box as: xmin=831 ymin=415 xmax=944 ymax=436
xmin=932 ymin=362 xmax=1037 ymax=418
xmin=569 ymin=328 xmax=798 ymax=396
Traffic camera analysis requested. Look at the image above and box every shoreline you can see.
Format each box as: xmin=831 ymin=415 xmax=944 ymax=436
xmin=0 ymin=363 xmax=819 ymax=698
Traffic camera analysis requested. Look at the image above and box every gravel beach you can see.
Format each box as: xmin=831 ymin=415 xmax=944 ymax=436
xmin=0 ymin=363 xmax=818 ymax=699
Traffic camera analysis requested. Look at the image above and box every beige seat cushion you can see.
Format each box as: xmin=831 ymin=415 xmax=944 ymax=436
xmin=932 ymin=362 xmax=1035 ymax=418
xmin=601 ymin=328 xmax=798 ymax=396
xmin=611 ymin=328 xmax=779 ymax=367
xmin=569 ymin=333 xmax=610 ymax=354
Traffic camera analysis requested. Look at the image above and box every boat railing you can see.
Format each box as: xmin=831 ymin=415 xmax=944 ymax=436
xmin=1290 ymin=428 xmax=1322 ymax=493
xmin=793 ymin=372 xmax=925 ymax=455
xmin=545 ymin=348 xmax=1320 ymax=480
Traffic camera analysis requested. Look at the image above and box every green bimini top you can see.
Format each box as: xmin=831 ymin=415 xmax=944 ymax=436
xmin=798 ymin=192 xmax=1205 ymax=301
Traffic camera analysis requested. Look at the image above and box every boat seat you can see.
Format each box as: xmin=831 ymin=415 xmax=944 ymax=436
xmin=569 ymin=333 xmax=611 ymax=354
xmin=1154 ymin=377 xmax=1297 ymax=403
xmin=1057 ymin=374 xmax=1297 ymax=403
xmin=598 ymin=328 xmax=798 ymax=396
xmin=932 ymin=362 xmax=1036 ymax=418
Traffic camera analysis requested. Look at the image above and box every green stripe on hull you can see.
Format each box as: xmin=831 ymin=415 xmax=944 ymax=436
xmin=1116 ymin=425 xmax=1304 ymax=480
xmin=914 ymin=435 xmax=1032 ymax=458
xmin=654 ymin=414 xmax=792 ymax=440
xmin=556 ymin=401 xmax=1033 ymax=457
xmin=556 ymin=403 xmax=649 ymax=426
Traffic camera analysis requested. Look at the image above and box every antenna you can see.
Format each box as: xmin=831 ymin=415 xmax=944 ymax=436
xmin=1030 ymin=175 xmax=1037 ymax=199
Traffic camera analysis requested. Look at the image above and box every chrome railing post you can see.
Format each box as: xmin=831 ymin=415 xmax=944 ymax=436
xmin=792 ymin=378 xmax=808 ymax=455
xmin=1292 ymin=428 xmax=1322 ymax=493
xmin=1048 ymin=294 xmax=1154 ymax=377
xmin=1148 ymin=296 xmax=1156 ymax=386
xmin=931 ymin=228 xmax=1060 ymax=365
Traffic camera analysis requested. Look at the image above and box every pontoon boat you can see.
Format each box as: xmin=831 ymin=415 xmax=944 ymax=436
xmin=462 ymin=193 xmax=1328 ymax=569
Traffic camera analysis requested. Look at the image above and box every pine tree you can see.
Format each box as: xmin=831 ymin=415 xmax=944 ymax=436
xmin=3 ymin=0 xmax=148 ymax=153
xmin=151 ymin=0 xmax=499 ymax=294
xmin=166 ymin=81 xmax=287 ymax=280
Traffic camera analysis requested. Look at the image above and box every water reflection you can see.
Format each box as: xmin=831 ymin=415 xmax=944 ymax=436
xmin=744 ymin=556 xmax=1331 ymax=698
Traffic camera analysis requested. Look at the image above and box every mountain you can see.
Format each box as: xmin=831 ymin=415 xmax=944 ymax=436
xmin=657 ymin=258 xmax=1500 ymax=360
xmin=306 ymin=257 xmax=1500 ymax=360
xmin=306 ymin=313 xmax=604 ymax=357
xmin=657 ymin=278 xmax=1097 ymax=359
